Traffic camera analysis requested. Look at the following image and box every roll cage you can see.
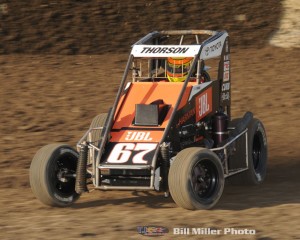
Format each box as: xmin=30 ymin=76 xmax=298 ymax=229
xmin=77 ymin=30 xmax=231 ymax=189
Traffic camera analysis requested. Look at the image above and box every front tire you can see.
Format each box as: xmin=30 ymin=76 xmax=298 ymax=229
xmin=168 ymin=148 xmax=224 ymax=210
xmin=30 ymin=144 xmax=80 ymax=207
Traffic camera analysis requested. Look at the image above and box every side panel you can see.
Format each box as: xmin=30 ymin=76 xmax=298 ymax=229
xmin=169 ymin=80 xmax=220 ymax=150
xmin=228 ymin=132 xmax=247 ymax=170
xmin=173 ymin=80 xmax=220 ymax=128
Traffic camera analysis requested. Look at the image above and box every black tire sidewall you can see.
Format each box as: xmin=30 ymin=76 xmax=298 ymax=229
xmin=30 ymin=143 xmax=80 ymax=207
xmin=247 ymin=119 xmax=268 ymax=184
xmin=169 ymin=148 xmax=225 ymax=210
xmin=187 ymin=151 xmax=224 ymax=209
xmin=45 ymin=145 xmax=79 ymax=206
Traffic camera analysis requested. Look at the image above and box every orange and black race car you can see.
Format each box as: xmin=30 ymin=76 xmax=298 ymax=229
xmin=30 ymin=30 xmax=268 ymax=210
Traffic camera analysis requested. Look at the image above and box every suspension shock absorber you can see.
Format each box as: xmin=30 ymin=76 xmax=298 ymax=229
xmin=160 ymin=142 xmax=170 ymax=197
xmin=75 ymin=143 xmax=89 ymax=194
xmin=212 ymin=111 xmax=229 ymax=147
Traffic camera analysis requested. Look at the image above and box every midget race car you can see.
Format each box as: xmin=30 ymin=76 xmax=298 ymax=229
xmin=30 ymin=30 xmax=268 ymax=210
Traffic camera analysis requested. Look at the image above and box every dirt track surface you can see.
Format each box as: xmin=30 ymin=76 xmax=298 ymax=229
xmin=1 ymin=47 xmax=300 ymax=239
xmin=1 ymin=1 xmax=300 ymax=239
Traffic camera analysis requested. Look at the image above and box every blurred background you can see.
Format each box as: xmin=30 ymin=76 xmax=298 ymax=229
xmin=0 ymin=0 xmax=282 ymax=54
xmin=0 ymin=1 xmax=299 ymax=239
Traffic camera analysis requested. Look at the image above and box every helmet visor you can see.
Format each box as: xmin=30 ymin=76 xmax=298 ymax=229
xmin=166 ymin=58 xmax=191 ymax=75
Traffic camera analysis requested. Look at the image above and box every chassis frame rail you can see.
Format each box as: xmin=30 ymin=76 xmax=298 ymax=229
xmin=77 ymin=127 xmax=249 ymax=189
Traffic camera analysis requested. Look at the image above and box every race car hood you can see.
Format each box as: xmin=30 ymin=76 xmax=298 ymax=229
xmin=100 ymin=82 xmax=195 ymax=165
xmin=110 ymin=82 xmax=195 ymax=143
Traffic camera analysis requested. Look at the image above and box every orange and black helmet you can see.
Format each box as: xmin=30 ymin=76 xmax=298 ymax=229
xmin=166 ymin=57 xmax=193 ymax=82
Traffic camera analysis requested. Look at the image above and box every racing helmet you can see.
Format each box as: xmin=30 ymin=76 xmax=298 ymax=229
xmin=166 ymin=57 xmax=193 ymax=82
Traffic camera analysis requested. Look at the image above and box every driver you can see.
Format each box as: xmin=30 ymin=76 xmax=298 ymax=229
xmin=166 ymin=57 xmax=193 ymax=82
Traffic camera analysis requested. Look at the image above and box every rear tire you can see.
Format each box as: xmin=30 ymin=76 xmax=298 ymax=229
xmin=228 ymin=118 xmax=268 ymax=185
xmin=89 ymin=113 xmax=108 ymax=143
xmin=168 ymin=148 xmax=224 ymax=210
xmin=30 ymin=144 xmax=80 ymax=207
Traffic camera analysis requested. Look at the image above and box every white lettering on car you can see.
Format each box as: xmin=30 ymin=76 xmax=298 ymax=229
xmin=125 ymin=131 xmax=153 ymax=141
xmin=199 ymin=93 xmax=210 ymax=117
xmin=140 ymin=47 xmax=189 ymax=54
xmin=222 ymin=82 xmax=230 ymax=91
xmin=107 ymin=143 xmax=157 ymax=164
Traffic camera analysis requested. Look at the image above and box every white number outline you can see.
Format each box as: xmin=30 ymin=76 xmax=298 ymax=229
xmin=107 ymin=143 xmax=157 ymax=164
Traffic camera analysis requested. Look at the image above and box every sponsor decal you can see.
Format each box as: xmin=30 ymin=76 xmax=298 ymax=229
xmin=224 ymin=61 xmax=230 ymax=71
xmin=196 ymin=88 xmax=212 ymax=121
xmin=210 ymin=41 xmax=222 ymax=52
xmin=132 ymin=45 xmax=200 ymax=57
xmin=177 ymin=108 xmax=196 ymax=127
xmin=125 ymin=131 xmax=152 ymax=141
xmin=221 ymin=92 xmax=230 ymax=101
xmin=137 ymin=226 xmax=169 ymax=236
xmin=110 ymin=130 xmax=163 ymax=142
xmin=223 ymin=71 xmax=230 ymax=82
xmin=222 ymin=82 xmax=230 ymax=91
xmin=203 ymin=42 xmax=222 ymax=57
xmin=223 ymin=60 xmax=230 ymax=82
xmin=205 ymin=41 xmax=222 ymax=57
xmin=107 ymin=143 xmax=157 ymax=164
xmin=205 ymin=46 xmax=210 ymax=56
xmin=224 ymin=54 xmax=230 ymax=61
xmin=200 ymin=33 xmax=228 ymax=60
xmin=140 ymin=46 xmax=189 ymax=54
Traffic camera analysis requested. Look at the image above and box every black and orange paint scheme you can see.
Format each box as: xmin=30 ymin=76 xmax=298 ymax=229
xmin=91 ymin=30 xmax=232 ymax=189
xmin=30 ymin=30 xmax=267 ymax=210
xmin=103 ymin=81 xmax=217 ymax=163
